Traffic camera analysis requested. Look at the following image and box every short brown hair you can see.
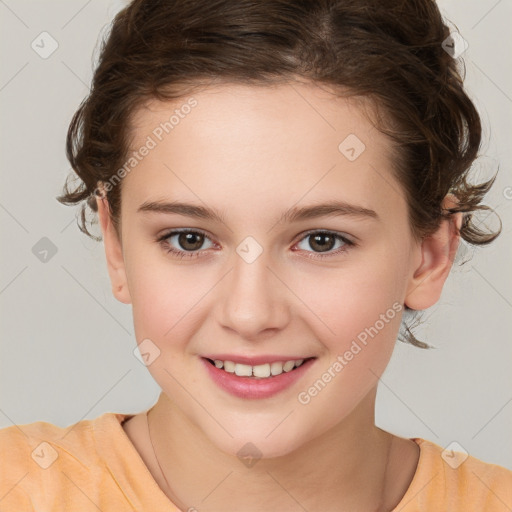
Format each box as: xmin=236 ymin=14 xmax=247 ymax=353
xmin=57 ymin=0 xmax=501 ymax=348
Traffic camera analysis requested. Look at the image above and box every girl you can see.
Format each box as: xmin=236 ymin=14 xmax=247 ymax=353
xmin=1 ymin=0 xmax=511 ymax=510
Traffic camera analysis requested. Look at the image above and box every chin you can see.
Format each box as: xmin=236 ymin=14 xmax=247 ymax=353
xmin=209 ymin=426 xmax=308 ymax=463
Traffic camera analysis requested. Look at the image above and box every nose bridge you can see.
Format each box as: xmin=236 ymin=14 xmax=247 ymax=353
xmin=220 ymin=235 xmax=288 ymax=337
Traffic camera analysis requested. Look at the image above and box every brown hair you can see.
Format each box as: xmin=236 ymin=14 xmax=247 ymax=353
xmin=57 ymin=0 xmax=501 ymax=348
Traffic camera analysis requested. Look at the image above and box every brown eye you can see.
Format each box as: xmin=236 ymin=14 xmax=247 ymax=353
xmin=157 ymin=229 xmax=214 ymax=259
xmin=175 ymin=231 xmax=205 ymax=251
xmin=294 ymin=230 xmax=355 ymax=258
xmin=307 ymin=233 xmax=337 ymax=252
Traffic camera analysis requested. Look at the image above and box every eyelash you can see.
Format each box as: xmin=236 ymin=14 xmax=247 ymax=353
xmin=156 ymin=228 xmax=356 ymax=260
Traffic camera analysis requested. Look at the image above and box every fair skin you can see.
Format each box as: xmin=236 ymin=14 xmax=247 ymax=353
xmin=96 ymin=80 xmax=461 ymax=511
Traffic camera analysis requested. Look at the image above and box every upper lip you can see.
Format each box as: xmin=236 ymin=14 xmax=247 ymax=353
xmin=202 ymin=354 xmax=315 ymax=366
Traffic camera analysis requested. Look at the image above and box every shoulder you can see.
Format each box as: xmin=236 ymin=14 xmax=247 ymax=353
xmin=398 ymin=438 xmax=512 ymax=511
xmin=0 ymin=413 xmax=123 ymax=510
xmin=0 ymin=415 xmax=100 ymax=469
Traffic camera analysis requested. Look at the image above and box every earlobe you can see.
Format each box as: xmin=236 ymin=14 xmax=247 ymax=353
xmin=405 ymin=194 xmax=462 ymax=311
xmin=96 ymin=191 xmax=132 ymax=305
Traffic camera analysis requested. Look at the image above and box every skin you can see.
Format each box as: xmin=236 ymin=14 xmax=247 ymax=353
xmin=96 ymin=80 xmax=462 ymax=511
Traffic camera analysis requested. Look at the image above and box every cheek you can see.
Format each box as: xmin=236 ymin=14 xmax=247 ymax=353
xmin=124 ymin=246 xmax=203 ymax=344
xmin=294 ymin=264 xmax=404 ymax=425
xmin=294 ymin=249 xmax=406 ymax=379
xmin=296 ymin=251 xmax=405 ymax=340
xmin=126 ymin=261 xmax=208 ymax=388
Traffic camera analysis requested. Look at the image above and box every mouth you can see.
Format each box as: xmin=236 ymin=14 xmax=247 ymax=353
xmin=203 ymin=356 xmax=316 ymax=380
xmin=201 ymin=355 xmax=317 ymax=399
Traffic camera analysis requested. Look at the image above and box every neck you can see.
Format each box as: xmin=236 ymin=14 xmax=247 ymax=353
xmin=146 ymin=388 xmax=396 ymax=512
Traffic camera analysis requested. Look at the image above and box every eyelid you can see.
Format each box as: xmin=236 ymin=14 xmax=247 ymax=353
xmin=156 ymin=228 xmax=216 ymax=248
xmin=157 ymin=227 xmax=356 ymax=244
xmin=293 ymin=228 xmax=356 ymax=246
xmin=156 ymin=227 xmax=357 ymax=259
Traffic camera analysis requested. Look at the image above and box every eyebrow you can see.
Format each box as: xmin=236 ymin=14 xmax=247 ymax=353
xmin=137 ymin=199 xmax=379 ymax=224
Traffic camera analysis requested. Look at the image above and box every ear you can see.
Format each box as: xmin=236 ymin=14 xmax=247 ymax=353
xmin=95 ymin=189 xmax=132 ymax=305
xmin=405 ymin=194 xmax=462 ymax=310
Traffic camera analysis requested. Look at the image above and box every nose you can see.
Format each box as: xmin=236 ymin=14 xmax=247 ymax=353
xmin=218 ymin=246 xmax=290 ymax=341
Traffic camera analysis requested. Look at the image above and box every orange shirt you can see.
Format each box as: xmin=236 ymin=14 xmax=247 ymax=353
xmin=1 ymin=410 xmax=511 ymax=511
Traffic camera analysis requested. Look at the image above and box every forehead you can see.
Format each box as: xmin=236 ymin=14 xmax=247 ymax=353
xmin=129 ymin=81 xmax=382 ymax=148
xmin=122 ymin=81 xmax=405 ymax=222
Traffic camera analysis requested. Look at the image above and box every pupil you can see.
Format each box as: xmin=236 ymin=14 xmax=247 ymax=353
xmin=311 ymin=233 xmax=333 ymax=252
xmin=180 ymin=232 xmax=203 ymax=251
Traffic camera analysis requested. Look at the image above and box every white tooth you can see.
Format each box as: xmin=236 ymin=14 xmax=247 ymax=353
xmin=283 ymin=360 xmax=295 ymax=372
xmin=252 ymin=363 xmax=271 ymax=378
xmin=294 ymin=359 xmax=304 ymax=367
xmin=235 ymin=363 xmax=253 ymax=377
xmin=270 ymin=361 xmax=284 ymax=376
xmin=223 ymin=360 xmax=236 ymax=373
xmin=214 ymin=360 xmax=224 ymax=368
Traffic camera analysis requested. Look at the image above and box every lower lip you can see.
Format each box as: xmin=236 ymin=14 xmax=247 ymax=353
xmin=201 ymin=357 xmax=316 ymax=400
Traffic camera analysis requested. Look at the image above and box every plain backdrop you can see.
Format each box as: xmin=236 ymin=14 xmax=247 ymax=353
xmin=1 ymin=0 xmax=511 ymax=470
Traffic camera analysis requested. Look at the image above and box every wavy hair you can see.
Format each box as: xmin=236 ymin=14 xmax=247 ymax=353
xmin=57 ymin=0 xmax=501 ymax=348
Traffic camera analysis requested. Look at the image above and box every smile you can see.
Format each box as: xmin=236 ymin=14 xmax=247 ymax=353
xmin=205 ymin=358 xmax=310 ymax=379
xmin=201 ymin=356 xmax=317 ymax=399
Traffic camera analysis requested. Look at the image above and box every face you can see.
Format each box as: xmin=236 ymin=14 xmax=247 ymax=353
xmin=98 ymin=81 xmax=454 ymax=459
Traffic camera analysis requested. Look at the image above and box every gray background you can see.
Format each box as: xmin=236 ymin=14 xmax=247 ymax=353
xmin=1 ymin=0 xmax=511 ymax=470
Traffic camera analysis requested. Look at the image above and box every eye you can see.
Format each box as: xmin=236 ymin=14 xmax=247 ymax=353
xmin=156 ymin=228 xmax=356 ymax=261
xmin=293 ymin=230 xmax=355 ymax=259
xmin=157 ymin=229 xmax=215 ymax=260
